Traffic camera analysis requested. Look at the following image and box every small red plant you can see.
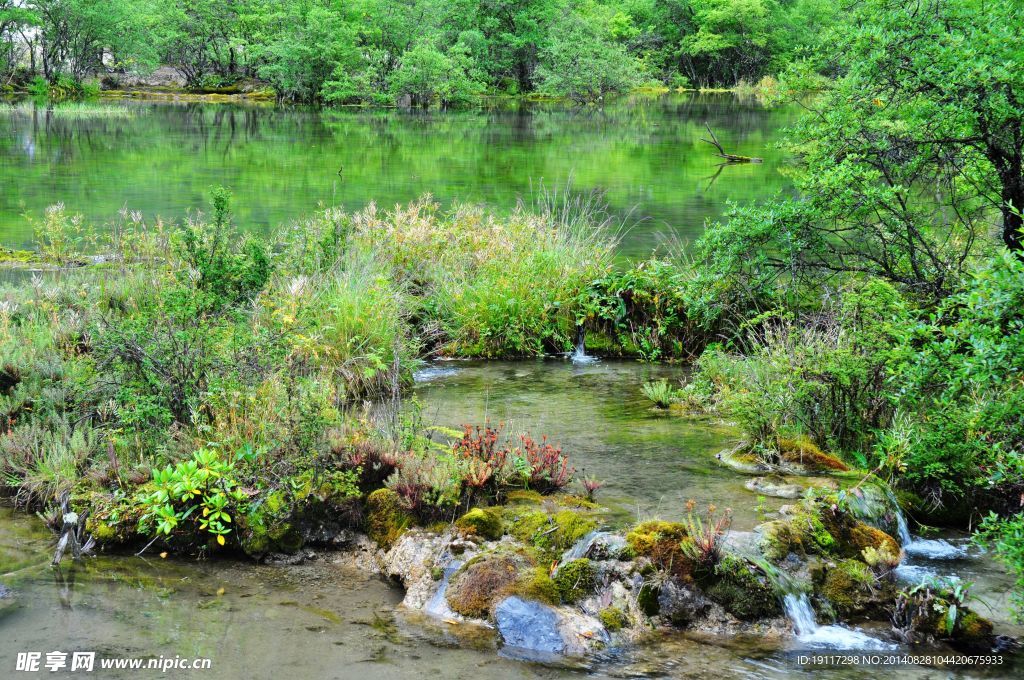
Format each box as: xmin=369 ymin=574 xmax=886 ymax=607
xmin=580 ymin=475 xmax=604 ymax=501
xmin=681 ymin=500 xmax=733 ymax=568
xmin=521 ymin=435 xmax=575 ymax=493
xmin=453 ymin=423 xmax=513 ymax=493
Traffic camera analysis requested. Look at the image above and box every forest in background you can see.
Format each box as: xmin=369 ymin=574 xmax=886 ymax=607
xmin=0 ymin=0 xmax=838 ymax=104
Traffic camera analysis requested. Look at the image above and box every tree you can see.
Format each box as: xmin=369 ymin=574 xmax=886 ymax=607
xmin=695 ymin=0 xmax=1024 ymax=302
xmin=27 ymin=0 xmax=148 ymax=81
xmin=536 ymin=11 xmax=643 ymax=104
xmin=389 ymin=41 xmax=483 ymax=107
xmin=803 ymin=0 xmax=1024 ymax=254
xmin=477 ymin=0 xmax=561 ymax=92
xmin=679 ymin=0 xmax=776 ymax=85
xmin=1 ymin=2 xmax=36 ymax=81
xmin=152 ymin=0 xmax=261 ymax=87
xmin=256 ymin=0 xmax=361 ymax=102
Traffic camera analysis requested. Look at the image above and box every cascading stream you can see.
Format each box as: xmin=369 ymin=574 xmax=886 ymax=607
xmin=570 ymin=327 xmax=598 ymax=365
xmin=765 ymin=561 xmax=894 ymax=650
xmin=887 ymin=490 xmax=967 ymax=561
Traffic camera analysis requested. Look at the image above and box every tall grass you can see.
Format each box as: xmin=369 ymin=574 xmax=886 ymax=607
xmin=0 ymin=101 xmax=141 ymax=119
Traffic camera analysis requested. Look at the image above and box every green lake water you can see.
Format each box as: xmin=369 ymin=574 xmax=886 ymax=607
xmin=0 ymin=94 xmax=795 ymax=257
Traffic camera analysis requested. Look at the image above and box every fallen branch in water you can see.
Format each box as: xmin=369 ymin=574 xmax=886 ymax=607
xmin=51 ymin=493 xmax=96 ymax=566
xmin=701 ymin=123 xmax=763 ymax=163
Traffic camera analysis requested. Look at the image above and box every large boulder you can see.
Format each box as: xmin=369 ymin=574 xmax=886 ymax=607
xmin=494 ymin=596 xmax=609 ymax=658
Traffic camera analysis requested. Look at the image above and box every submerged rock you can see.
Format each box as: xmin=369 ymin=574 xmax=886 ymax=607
xmin=0 ymin=583 xmax=14 ymax=619
xmin=745 ymin=476 xmax=805 ymax=499
xmin=494 ymin=596 xmax=608 ymax=658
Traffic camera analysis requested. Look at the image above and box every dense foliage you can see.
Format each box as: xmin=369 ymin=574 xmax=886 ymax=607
xmin=1 ymin=0 xmax=838 ymax=104
xmin=675 ymin=0 xmax=1024 ymax=613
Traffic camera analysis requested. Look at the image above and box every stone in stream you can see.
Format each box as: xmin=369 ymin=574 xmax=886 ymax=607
xmin=494 ymin=596 xmax=609 ymax=658
xmin=744 ymin=476 xmax=805 ymax=499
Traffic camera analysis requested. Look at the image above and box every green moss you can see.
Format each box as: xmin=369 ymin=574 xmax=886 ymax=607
xmin=505 ymin=490 xmax=544 ymax=505
xmin=505 ymin=507 xmax=597 ymax=561
xmin=555 ymin=495 xmax=599 ymax=510
xmin=819 ymin=559 xmax=875 ymax=617
xmin=778 ymin=437 xmax=850 ymax=472
xmin=846 ymin=523 xmax=900 ymax=559
xmin=511 ymin=566 xmax=560 ymax=605
xmin=455 ymin=507 xmax=504 ymax=540
xmin=598 ymin=606 xmax=629 ymax=632
xmin=701 ymin=555 xmax=780 ymax=620
xmin=445 ymin=554 xmax=523 ymax=618
xmin=239 ymin=491 xmax=303 ymax=557
xmin=956 ymin=610 xmax=994 ymax=640
xmin=366 ymin=488 xmax=413 ymax=549
xmin=626 ymin=520 xmax=687 ymax=555
xmin=625 ymin=520 xmax=692 ymax=580
xmin=636 ymin=582 xmax=661 ymax=615
xmin=554 ymin=558 xmax=596 ymax=603
xmin=0 ymin=246 xmax=42 ymax=265
xmin=72 ymin=489 xmax=139 ymax=545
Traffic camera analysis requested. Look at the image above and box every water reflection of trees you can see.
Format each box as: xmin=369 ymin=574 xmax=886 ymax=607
xmin=0 ymin=95 xmax=795 ymax=254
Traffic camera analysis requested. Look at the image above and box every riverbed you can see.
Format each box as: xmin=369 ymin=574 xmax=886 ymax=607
xmin=2 ymin=361 xmax=1021 ymax=679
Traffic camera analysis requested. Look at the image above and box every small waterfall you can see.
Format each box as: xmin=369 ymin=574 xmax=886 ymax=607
xmin=570 ymin=326 xmax=597 ymax=365
xmin=782 ymin=592 xmax=820 ymax=637
xmin=773 ymin=569 xmax=893 ymax=650
xmin=886 ymin=490 xmax=967 ymax=560
xmin=423 ymin=559 xmax=463 ymax=620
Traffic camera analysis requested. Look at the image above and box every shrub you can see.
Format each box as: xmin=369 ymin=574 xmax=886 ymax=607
xmin=641 ymin=379 xmax=679 ymax=408
xmin=138 ymin=448 xmax=248 ymax=546
xmin=178 ymin=188 xmax=272 ymax=310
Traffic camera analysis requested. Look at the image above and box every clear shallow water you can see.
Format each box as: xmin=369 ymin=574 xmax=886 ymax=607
xmin=410 ymin=359 xmax=768 ymax=528
xmin=2 ymin=361 xmax=1022 ymax=678
xmin=2 ymin=505 xmax=1019 ymax=680
xmin=0 ymin=94 xmax=796 ymax=257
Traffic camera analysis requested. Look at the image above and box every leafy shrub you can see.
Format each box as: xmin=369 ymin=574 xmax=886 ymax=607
xmin=139 ymin=447 xmax=249 ymax=546
xmin=694 ymin=279 xmax=910 ymax=456
xmin=178 ymin=188 xmax=272 ymax=310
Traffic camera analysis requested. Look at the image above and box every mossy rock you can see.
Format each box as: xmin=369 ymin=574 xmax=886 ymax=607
xmin=554 ymin=495 xmax=599 ymax=510
xmin=700 ymin=555 xmax=780 ymax=620
xmin=366 ymin=488 xmax=413 ymax=550
xmin=455 ymin=507 xmax=504 ymax=540
xmin=846 ymin=523 xmax=900 ymax=559
xmin=239 ymin=489 xmax=303 ymax=557
xmin=445 ymin=554 xmax=524 ymax=618
xmin=636 ymin=582 xmax=661 ymax=616
xmin=598 ymin=606 xmax=629 ymax=632
xmin=625 ymin=520 xmax=693 ymax=580
xmin=511 ymin=566 xmax=560 ymax=605
xmin=954 ymin=610 xmax=994 ymax=641
xmin=758 ymin=520 xmax=801 ymax=561
xmin=72 ymin=490 xmax=140 ymax=545
xmin=818 ymin=559 xmax=876 ymax=617
xmin=505 ymin=490 xmax=545 ymax=505
xmin=778 ymin=437 xmax=850 ymax=472
xmin=505 ymin=507 xmax=596 ymax=561
xmin=780 ymin=498 xmax=898 ymax=564
xmin=554 ymin=558 xmax=596 ymax=603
